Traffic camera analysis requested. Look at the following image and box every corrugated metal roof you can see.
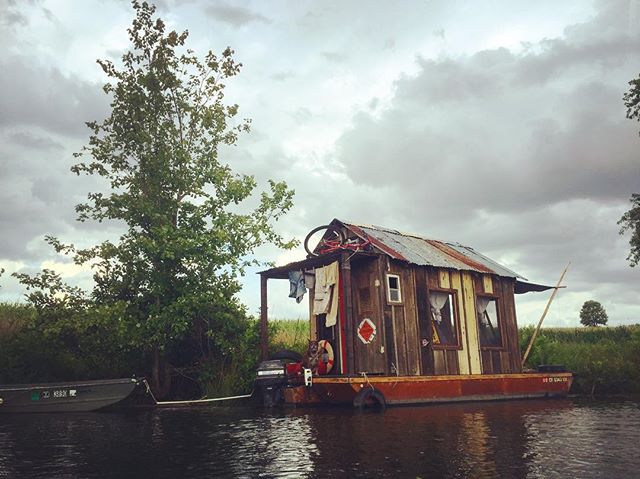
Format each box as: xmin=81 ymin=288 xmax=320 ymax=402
xmin=340 ymin=220 xmax=525 ymax=279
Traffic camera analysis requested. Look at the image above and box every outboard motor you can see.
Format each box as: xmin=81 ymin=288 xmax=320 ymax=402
xmin=255 ymin=360 xmax=288 ymax=407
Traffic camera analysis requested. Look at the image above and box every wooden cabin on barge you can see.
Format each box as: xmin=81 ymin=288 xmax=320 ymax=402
xmin=258 ymin=219 xmax=572 ymax=406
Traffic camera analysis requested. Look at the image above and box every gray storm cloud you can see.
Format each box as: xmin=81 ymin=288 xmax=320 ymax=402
xmin=0 ymin=0 xmax=638 ymax=325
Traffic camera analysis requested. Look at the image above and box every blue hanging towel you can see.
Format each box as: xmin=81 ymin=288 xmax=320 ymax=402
xmin=288 ymin=270 xmax=307 ymax=303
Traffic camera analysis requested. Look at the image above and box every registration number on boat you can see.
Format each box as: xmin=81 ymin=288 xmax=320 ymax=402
xmin=542 ymin=377 xmax=568 ymax=383
xmin=32 ymin=389 xmax=78 ymax=400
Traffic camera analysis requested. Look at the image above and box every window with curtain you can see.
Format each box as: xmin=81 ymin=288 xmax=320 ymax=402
xmin=428 ymin=290 xmax=458 ymax=347
xmin=476 ymin=296 xmax=502 ymax=347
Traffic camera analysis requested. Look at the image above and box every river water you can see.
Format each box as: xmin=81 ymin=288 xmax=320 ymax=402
xmin=0 ymin=398 xmax=639 ymax=478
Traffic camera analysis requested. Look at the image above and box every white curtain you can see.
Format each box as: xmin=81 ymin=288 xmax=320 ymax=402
xmin=428 ymin=292 xmax=449 ymax=323
xmin=476 ymin=297 xmax=491 ymax=325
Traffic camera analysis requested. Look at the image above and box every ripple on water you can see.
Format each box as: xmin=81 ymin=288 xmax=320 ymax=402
xmin=0 ymin=399 xmax=639 ymax=478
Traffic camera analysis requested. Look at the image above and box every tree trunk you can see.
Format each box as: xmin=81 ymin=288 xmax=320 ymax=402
xmin=151 ymin=347 xmax=172 ymax=399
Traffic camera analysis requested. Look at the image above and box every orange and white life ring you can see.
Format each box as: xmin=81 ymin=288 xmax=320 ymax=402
xmin=317 ymin=339 xmax=334 ymax=374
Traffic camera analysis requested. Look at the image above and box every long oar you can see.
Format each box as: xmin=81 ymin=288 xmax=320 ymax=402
xmin=521 ymin=262 xmax=570 ymax=368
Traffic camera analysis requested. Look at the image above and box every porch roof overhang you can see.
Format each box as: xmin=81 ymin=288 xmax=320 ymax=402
xmin=258 ymin=252 xmax=343 ymax=279
xmin=514 ymin=280 xmax=562 ymax=294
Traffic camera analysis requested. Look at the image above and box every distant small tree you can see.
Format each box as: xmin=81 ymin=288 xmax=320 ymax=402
xmin=580 ymin=300 xmax=608 ymax=327
xmin=620 ymin=75 xmax=640 ymax=267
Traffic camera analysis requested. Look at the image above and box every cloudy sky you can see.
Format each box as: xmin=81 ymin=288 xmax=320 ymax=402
xmin=1 ymin=0 xmax=639 ymax=326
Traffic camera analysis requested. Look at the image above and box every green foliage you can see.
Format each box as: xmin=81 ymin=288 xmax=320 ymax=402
xmin=579 ymin=300 xmax=608 ymax=327
xmin=0 ymin=302 xmax=143 ymax=383
xmin=0 ymin=302 xmax=300 ymax=397
xmin=10 ymin=1 xmax=295 ymax=396
xmin=620 ymin=75 xmax=640 ymax=267
xmin=0 ymin=302 xmax=34 ymax=337
xmin=624 ymin=74 xmax=640 ymax=122
xmin=520 ymin=325 xmax=640 ymax=395
xmin=618 ymin=194 xmax=640 ymax=267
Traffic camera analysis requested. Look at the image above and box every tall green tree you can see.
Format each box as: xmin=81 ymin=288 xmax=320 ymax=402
xmin=579 ymin=300 xmax=608 ymax=327
xmin=15 ymin=1 xmax=295 ymax=396
xmin=620 ymin=75 xmax=640 ymax=267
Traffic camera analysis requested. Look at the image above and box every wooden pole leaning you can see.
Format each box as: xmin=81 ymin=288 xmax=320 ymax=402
xmin=521 ymin=262 xmax=571 ymax=368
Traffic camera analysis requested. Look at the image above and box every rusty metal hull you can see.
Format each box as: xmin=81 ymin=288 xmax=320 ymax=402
xmin=283 ymin=372 xmax=573 ymax=406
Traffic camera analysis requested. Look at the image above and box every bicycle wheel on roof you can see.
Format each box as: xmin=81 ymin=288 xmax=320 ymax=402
xmin=304 ymin=225 xmax=346 ymax=257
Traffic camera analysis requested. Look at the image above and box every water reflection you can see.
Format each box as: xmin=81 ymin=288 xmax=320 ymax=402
xmin=0 ymin=399 xmax=639 ymax=478
xmin=301 ymin=401 xmax=558 ymax=478
xmin=221 ymin=413 xmax=318 ymax=478
xmin=523 ymin=400 xmax=640 ymax=478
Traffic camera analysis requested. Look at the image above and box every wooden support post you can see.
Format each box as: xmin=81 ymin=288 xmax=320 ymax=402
xmin=521 ymin=262 xmax=570 ymax=368
xmin=341 ymin=252 xmax=355 ymax=374
xmin=377 ymin=256 xmax=392 ymax=375
xmin=260 ymin=274 xmax=269 ymax=361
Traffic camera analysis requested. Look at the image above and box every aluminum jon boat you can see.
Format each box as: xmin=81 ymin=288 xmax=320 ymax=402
xmin=0 ymin=378 xmax=141 ymax=413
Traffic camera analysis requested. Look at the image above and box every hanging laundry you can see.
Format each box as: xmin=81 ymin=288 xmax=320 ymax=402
xmin=288 ymin=270 xmax=306 ymax=303
xmin=313 ymin=262 xmax=339 ymax=327
xmin=304 ymin=271 xmax=315 ymax=289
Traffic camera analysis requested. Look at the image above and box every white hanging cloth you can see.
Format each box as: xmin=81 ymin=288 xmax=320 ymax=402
xmin=313 ymin=261 xmax=339 ymax=327
xmin=428 ymin=291 xmax=449 ymax=323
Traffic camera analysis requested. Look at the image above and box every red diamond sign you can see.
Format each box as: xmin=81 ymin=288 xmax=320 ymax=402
xmin=357 ymin=318 xmax=377 ymax=344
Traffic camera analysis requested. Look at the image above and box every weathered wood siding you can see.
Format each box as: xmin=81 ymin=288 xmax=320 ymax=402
xmin=351 ymin=257 xmax=386 ymax=373
xmin=459 ymin=271 xmax=482 ymax=375
xmin=382 ymin=260 xmax=420 ymax=375
xmin=425 ymin=269 xmax=460 ymax=375
xmin=347 ymin=257 xmax=522 ymax=377
xmin=415 ymin=268 xmax=434 ymax=375
xmin=474 ymin=274 xmax=522 ymax=374
xmin=423 ymin=269 xmax=523 ymax=376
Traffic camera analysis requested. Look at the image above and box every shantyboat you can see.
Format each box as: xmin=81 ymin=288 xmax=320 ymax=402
xmin=0 ymin=378 xmax=141 ymax=413
xmin=255 ymin=220 xmax=572 ymax=408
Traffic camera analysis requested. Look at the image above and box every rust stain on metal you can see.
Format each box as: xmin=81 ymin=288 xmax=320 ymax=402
xmin=347 ymin=223 xmax=408 ymax=261
xmin=425 ymin=240 xmax=495 ymax=274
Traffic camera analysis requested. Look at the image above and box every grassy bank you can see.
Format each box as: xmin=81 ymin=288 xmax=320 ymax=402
xmin=3 ymin=302 xmax=638 ymax=397
xmin=520 ymin=325 xmax=640 ymax=396
xmin=270 ymin=318 xmax=310 ymax=356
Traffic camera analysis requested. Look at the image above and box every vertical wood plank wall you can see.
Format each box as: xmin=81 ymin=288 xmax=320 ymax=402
xmin=449 ymin=271 xmax=469 ymax=374
xmin=340 ymin=253 xmax=355 ymax=374
xmin=500 ymin=277 xmax=522 ymax=373
xmin=351 ymin=257 xmax=386 ymax=374
xmin=474 ymin=274 xmax=522 ymax=374
xmin=461 ymin=272 xmax=482 ymax=374
xmin=428 ymin=269 xmax=459 ymax=375
xmin=384 ymin=260 xmax=420 ymax=375
xmin=344 ymin=253 xmax=522 ymax=377
xmin=415 ymin=268 xmax=434 ymax=375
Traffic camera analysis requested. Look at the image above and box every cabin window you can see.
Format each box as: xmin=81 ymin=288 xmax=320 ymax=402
xmin=476 ymin=296 xmax=502 ymax=348
xmin=428 ymin=290 xmax=459 ymax=347
xmin=386 ymin=274 xmax=402 ymax=303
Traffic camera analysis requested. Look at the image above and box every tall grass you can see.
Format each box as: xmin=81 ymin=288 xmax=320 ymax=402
xmin=520 ymin=325 xmax=640 ymax=396
xmin=270 ymin=319 xmax=310 ymax=356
